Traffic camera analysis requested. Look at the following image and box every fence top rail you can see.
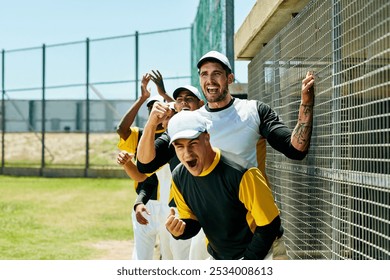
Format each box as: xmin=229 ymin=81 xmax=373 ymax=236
xmin=2 ymin=75 xmax=192 ymax=93
xmin=1 ymin=26 xmax=192 ymax=53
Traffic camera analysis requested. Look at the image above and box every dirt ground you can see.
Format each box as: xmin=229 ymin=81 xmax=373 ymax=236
xmin=91 ymin=239 xmax=160 ymax=260
xmin=3 ymin=132 xmax=118 ymax=166
xmin=92 ymin=240 xmax=134 ymax=260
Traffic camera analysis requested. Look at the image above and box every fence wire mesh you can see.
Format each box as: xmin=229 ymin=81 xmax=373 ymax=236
xmin=248 ymin=0 xmax=389 ymax=259
xmin=0 ymin=28 xmax=192 ymax=172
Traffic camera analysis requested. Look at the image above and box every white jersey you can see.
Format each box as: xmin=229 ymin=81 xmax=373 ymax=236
xmin=155 ymin=163 xmax=172 ymax=204
xmin=198 ymin=98 xmax=262 ymax=167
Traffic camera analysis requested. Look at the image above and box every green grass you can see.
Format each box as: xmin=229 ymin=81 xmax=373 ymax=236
xmin=0 ymin=175 xmax=135 ymax=260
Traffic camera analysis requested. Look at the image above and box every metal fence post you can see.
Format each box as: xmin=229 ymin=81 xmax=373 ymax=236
xmin=41 ymin=44 xmax=46 ymax=176
xmin=225 ymin=0 xmax=235 ymax=74
xmin=85 ymin=38 xmax=90 ymax=176
xmin=1 ymin=50 xmax=5 ymax=173
xmin=135 ymin=31 xmax=139 ymax=127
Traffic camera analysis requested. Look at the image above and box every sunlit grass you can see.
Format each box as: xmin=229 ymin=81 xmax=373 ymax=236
xmin=0 ymin=176 xmax=135 ymax=260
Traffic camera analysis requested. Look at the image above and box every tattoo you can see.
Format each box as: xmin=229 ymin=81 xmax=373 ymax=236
xmin=293 ymin=122 xmax=312 ymax=146
xmin=300 ymin=104 xmax=313 ymax=116
xmin=292 ymin=102 xmax=314 ymax=151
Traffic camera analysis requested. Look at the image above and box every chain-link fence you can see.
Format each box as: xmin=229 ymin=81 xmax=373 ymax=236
xmin=191 ymin=0 xmax=235 ymax=87
xmin=248 ymin=0 xmax=389 ymax=259
xmin=1 ymin=27 xmax=192 ymax=176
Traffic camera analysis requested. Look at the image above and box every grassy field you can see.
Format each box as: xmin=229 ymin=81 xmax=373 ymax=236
xmin=0 ymin=175 xmax=135 ymax=260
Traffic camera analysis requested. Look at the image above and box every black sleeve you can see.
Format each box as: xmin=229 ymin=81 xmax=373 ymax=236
xmin=243 ymin=216 xmax=283 ymax=260
xmin=133 ymin=173 xmax=158 ymax=210
xmin=136 ymin=132 xmax=176 ymax=173
xmin=257 ymin=102 xmax=307 ymax=160
xmin=267 ymin=127 xmax=308 ymax=160
xmin=172 ymin=219 xmax=202 ymax=240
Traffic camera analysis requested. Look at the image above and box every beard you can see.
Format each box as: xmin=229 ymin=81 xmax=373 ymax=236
xmin=204 ymin=85 xmax=229 ymax=103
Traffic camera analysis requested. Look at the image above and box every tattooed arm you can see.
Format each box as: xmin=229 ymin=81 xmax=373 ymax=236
xmin=291 ymin=71 xmax=315 ymax=152
xmin=260 ymin=71 xmax=315 ymax=160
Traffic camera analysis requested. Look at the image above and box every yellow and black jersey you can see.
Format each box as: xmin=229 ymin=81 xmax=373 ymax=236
xmin=117 ymin=127 xmax=166 ymax=156
xmin=117 ymin=126 xmax=165 ymax=202
xmin=171 ymin=148 xmax=283 ymax=260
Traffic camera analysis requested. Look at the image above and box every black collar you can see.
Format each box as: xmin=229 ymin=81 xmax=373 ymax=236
xmin=205 ymin=97 xmax=235 ymax=112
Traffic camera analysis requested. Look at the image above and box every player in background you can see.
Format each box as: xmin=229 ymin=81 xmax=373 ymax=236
xmin=116 ymin=71 xmax=174 ymax=260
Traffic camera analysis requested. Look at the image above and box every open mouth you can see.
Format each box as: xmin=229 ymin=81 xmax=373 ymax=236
xmin=207 ymin=86 xmax=219 ymax=94
xmin=186 ymin=159 xmax=197 ymax=168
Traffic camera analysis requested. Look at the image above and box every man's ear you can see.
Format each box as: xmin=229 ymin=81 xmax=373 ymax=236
xmin=228 ymin=73 xmax=234 ymax=84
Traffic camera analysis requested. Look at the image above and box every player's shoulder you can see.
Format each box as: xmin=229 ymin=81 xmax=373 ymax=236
xmin=171 ymin=162 xmax=187 ymax=178
xmin=233 ymin=97 xmax=265 ymax=110
xmin=156 ymin=131 xmax=170 ymax=142
xmin=220 ymin=150 xmax=251 ymax=172
xmin=239 ymin=97 xmax=266 ymax=105
xmin=130 ymin=126 xmax=141 ymax=134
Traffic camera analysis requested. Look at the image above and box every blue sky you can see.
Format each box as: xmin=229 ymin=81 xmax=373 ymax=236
xmin=0 ymin=0 xmax=256 ymax=99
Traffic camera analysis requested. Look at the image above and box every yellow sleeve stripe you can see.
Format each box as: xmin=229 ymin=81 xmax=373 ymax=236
xmin=133 ymin=181 xmax=139 ymax=191
xmin=239 ymin=167 xmax=280 ymax=226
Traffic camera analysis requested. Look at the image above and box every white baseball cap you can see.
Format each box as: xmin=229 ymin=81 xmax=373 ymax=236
xmin=168 ymin=111 xmax=211 ymax=145
xmin=172 ymin=85 xmax=202 ymax=100
xmin=146 ymin=95 xmax=164 ymax=107
xmin=197 ymin=50 xmax=232 ymax=72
